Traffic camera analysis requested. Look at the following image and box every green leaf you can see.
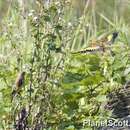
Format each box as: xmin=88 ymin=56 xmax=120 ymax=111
xmin=81 ymin=71 xmax=104 ymax=86
xmin=63 ymin=72 xmax=85 ymax=84
xmin=65 ymin=125 xmax=75 ymax=130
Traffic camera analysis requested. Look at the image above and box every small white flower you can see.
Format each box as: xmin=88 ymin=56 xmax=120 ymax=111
xmin=33 ymin=16 xmax=38 ymax=21
xmin=68 ymin=22 xmax=72 ymax=27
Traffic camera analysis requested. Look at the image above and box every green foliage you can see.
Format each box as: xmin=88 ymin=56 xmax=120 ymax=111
xmin=0 ymin=0 xmax=130 ymax=130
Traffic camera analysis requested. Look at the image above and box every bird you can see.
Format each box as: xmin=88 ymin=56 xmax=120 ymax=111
xmin=12 ymin=71 xmax=25 ymax=99
xmin=15 ymin=71 xmax=25 ymax=90
xmin=71 ymin=32 xmax=118 ymax=54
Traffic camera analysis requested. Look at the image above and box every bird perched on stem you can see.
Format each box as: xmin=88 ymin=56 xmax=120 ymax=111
xmin=72 ymin=32 xmax=118 ymax=54
xmin=12 ymin=71 xmax=25 ymax=99
xmin=15 ymin=71 xmax=25 ymax=90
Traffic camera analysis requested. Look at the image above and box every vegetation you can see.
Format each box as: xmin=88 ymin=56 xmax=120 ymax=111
xmin=0 ymin=0 xmax=130 ymax=130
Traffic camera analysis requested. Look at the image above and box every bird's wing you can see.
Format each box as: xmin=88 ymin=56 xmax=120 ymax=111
xmin=71 ymin=46 xmax=102 ymax=54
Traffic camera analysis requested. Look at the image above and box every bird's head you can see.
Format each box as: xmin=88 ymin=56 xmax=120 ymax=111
xmin=107 ymin=32 xmax=118 ymax=44
xmin=112 ymin=32 xmax=118 ymax=40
